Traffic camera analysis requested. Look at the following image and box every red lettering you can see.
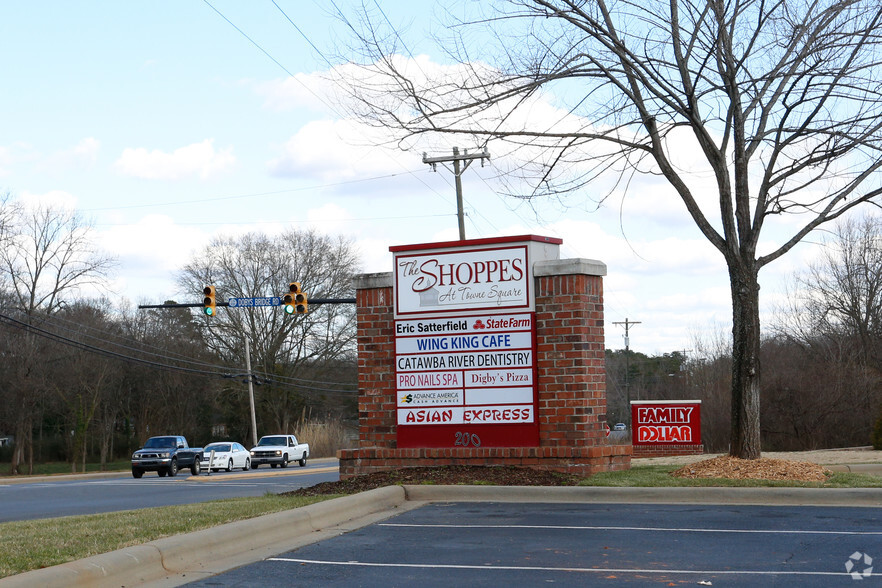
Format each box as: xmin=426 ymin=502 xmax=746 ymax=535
xmin=439 ymin=263 xmax=455 ymax=286
xmin=637 ymin=425 xmax=693 ymax=443
xmin=484 ymin=260 xmax=498 ymax=282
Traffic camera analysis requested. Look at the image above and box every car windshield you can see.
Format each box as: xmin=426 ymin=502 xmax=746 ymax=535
xmin=257 ymin=436 xmax=287 ymax=446
xmin=143 ymin=437 xmax=177 ymax=449
xmin=206 ymin=444 xmax=231 ymax=452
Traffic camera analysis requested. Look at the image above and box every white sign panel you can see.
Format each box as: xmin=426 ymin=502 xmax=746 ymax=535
xmin=395 ymin=313 xmax=536 ymax=426
xmin=394 ymin=245 xmax=530 ymax=316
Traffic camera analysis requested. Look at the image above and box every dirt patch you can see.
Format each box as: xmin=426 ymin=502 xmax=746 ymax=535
xmin=282 ymin=465 xmax=583 ymax=497
xmin=671 ymin=455 xmax=831 ymax=482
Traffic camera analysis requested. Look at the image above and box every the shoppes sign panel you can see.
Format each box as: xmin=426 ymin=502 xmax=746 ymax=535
xmin=391 ymin=236 xmax=560 ymax=448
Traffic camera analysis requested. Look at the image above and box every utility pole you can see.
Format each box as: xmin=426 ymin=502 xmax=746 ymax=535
xmin=613 ymin=318 xmax=641 ymax=410
xmin=244 ymin=338 xmax=258 ymax=447
xmin=423 ymin=147 xmax=491 ymax=240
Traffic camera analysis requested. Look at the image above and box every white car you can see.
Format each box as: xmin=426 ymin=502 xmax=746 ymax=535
xmin=201 ymin=442 xmax=251 ymax=472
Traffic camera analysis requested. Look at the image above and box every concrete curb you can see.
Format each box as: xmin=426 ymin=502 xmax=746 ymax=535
xmin=402 ymin=484 xmax=882 ymax=506
xmin=4 ymin=484 xmax=882 ymax=587
xmin=0 ymin=486 xmax=407 ymax=588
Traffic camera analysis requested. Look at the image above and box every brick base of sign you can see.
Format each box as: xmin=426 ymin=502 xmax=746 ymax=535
xmin=631 ymin=444 xmax=705 ymax=458
xmin=349 ymin=253 xmax=630 ymax=480
xmin=337 ymin=443 xmax=632 ymax=479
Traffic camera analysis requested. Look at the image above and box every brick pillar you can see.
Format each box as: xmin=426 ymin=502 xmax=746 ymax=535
xmin=534 ymin=259 xmax=608 ymax=447
xmin=354 ymin=273 xmax=396 ymax=449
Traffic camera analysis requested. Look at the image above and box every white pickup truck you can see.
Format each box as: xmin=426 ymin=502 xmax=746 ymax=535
xmin=249 ymin=434 xmax=309 ymax=469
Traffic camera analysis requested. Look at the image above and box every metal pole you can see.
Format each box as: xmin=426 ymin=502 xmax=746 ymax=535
xmin=422 ymin=147 xmax=490 ymax=242
xmin=245 ymin=338 xmax=258 ymax=447
xmin=453 ymin=147 xmax=466 ymax=240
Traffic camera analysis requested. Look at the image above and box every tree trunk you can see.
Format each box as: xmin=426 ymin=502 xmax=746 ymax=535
xmin=728 ymin=260 xmax=762 ymax=459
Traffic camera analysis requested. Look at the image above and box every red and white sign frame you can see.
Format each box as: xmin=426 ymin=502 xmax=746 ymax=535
xmin=630 ymin=400 xmax=702 ymax=446
xmin=390 ymin=236 xmax=561 ymax=448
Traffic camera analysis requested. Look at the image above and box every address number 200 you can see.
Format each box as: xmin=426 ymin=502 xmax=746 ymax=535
xmin=454 ymin=432 xmax=481 ymax=447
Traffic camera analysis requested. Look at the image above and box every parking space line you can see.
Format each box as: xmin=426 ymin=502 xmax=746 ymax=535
xmin=380 ymin=522 xmax=882 ymax=536
xmin=268 ymin=557 xmax=851 ymax=578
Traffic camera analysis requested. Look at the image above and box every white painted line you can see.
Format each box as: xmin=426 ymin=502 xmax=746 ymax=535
xmin=269 ymin=558 xmax=851 ymax=578
xmin=380 ymin=523 xmax=882 ymax=536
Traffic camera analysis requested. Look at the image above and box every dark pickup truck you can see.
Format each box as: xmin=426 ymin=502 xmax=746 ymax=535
xmin=131 ymin=435 xmax=203 ymax=478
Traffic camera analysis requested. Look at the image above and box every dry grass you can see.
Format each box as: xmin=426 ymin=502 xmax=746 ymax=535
xmin=295 ymin=419 xmax=352 ymax=458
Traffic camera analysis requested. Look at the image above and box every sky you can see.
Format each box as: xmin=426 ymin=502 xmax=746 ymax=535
xmin=0 ymin=1 xmax=830 ymax=356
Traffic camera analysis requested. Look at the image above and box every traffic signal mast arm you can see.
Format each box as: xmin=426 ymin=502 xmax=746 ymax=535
xmin=138 ymin=282 xmax=352 ymax=312
xmin=137 ymin=298 xmax=354 ymax=310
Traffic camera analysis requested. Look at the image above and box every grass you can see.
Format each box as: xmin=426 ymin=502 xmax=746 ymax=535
xmin=582 ymin=464 xmax=882 ymax=488
xmin=0 ymin=493 xmax=339 ymax=579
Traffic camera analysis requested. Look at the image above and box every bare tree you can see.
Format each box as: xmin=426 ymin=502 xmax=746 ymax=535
xmin=783 ymin=215 xmax=882 ymax=365
xmin=333 ymin=0 xmax=882 ymax=458
xmin=1 ymin=203 xmax=115 ymax=315
xmin=771 ymin=214 xmax=882 ymax=444
xmin=0 ymin=200 xmax=115 ymax=472
xmin=178 ymin=229 xmax=359 ymax=437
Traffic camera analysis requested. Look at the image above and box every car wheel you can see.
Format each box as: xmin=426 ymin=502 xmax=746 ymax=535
xmin=168 ymin=458 xmax=178 ymax=477
xmin=299 ymin=453 xmax=307 ymax=467
xmin=244 ymin=458 xmax=250 ymax=471
xmin=280 ymin=454 xmax=289 ymax=468
xmin=132 ymin=468 xmax=143 ymax=479
xmin=251 ymin=463 xmax=259 ymax=469
xmin=226 ymin=459 xmax=233 ymax=472
xmin=191 ymin=460 xmax=201 ymax=476
xmin=270 ymin=463 xmax=277 ymax=468
xmin=158 ymin=469 xmax=167 ymax=477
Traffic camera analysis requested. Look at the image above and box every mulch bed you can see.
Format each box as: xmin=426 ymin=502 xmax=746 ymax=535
xmin=670 ymin=455 xmax=831 ymax=482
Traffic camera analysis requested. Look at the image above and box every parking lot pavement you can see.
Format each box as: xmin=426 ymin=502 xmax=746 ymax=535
xmin=184 ymin=500 xmax=882 ymax=587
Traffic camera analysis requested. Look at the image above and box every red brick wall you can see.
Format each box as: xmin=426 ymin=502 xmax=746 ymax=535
xmin=631 ymin=444 xmax=705 ymax=458
xmin=339 ymin=446 xmax=630 ymax=478
xmin=355 ymin=285 xmax=396 ymax=449
xmin=535 ymin=273 xmax=606 ymax=446
xmin=341 ymin=261 xmax=632 ymax=478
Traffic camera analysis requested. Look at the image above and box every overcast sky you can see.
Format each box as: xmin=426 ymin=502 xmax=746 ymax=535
xmin=0 ymin=1 xmax=830 ymax=355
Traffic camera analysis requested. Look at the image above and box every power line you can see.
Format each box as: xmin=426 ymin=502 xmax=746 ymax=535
xmin=0 ymin=311 xmax=358 ymax=395
xmin=81 ymin=171 xmax=422 ymax=212
xmin=205 ymin=0 xmax=461 ymax=218
xmin=94 ymin=212 xmax=454 ymax=228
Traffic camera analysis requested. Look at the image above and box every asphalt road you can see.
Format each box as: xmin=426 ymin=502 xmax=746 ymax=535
xmin=0 ymin=459 xmax=339 ymax=523
xmin=185 ymin=501 xmax=882 ymax=587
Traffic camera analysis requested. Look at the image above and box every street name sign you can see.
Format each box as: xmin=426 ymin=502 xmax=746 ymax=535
xmin=226 ymin=296 xmax=281 ymax=308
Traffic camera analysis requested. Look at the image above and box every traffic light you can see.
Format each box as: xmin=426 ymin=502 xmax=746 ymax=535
xmin=202 ymin=285 xmax=216 ymax=316
xmin=283 ymin=282 xmax=308 ymax=314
